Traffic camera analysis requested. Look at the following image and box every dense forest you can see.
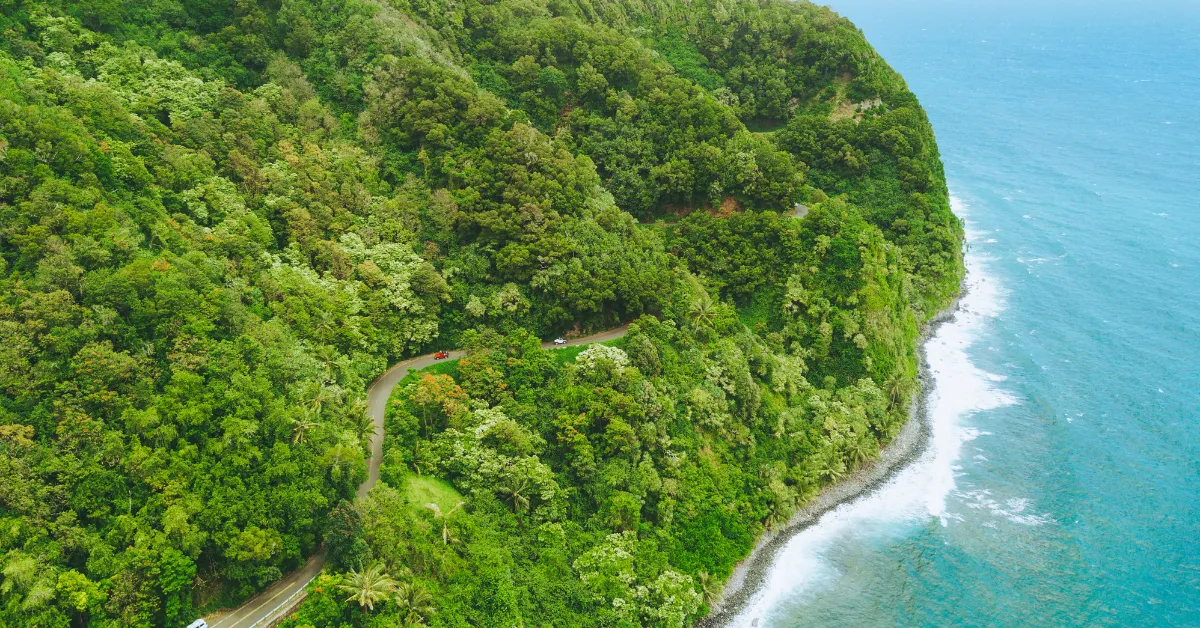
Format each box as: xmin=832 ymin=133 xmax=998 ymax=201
xmin=0 ymin=0 xmax=961 ymax=625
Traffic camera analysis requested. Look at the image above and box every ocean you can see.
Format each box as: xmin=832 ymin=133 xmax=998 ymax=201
xmin=730 ymin=1 xmax=1200 ymax=625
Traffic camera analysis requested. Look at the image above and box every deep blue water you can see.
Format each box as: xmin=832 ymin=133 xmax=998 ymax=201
xmin=734 ymin=1 xmax=1200 ymax=625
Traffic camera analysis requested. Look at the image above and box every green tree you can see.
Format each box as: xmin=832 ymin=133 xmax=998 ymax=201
xmin=425 ymin=501 xmax=465 ymax=545
xmin=336 ymin=563 xmax=396 ymax=612
xmin=326 ymin=501 xmax=369 ymax=571
xmin=394 ymin=581 xmax=436 ymax=624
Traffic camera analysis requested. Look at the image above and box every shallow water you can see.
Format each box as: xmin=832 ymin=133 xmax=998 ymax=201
xmin=734 ymin=1 xmax=1200 ymax=625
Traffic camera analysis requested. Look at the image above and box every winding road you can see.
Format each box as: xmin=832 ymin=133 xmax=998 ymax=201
xmin=204 ymin=325 xmax=629 ymax=628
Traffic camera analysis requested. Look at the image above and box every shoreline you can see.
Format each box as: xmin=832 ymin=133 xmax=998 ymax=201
xmin=696 ymin=285 xmax=966 ymax=627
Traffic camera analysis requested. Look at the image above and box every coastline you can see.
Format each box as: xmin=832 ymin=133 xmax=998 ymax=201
xmin=696 ymin=284 xmax=966 ymax=627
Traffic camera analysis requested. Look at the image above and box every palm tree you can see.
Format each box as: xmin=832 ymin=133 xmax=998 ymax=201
xmin=696 ymin=570 xmax=720 ymax=606
xmin=818 ymin=449 xmax=846 ymax=483
xmin=313 ymin=344 xmax=339 ymax=378
xmin=291 ymin=411 xmax=319 ymax=445
xmin=325 ymin=440 xmax=357 ymax=482
xmin=337 ymin=562 xmax=396 ymax=612
xmin=497 ymin=479 xmax=530 ymax=513
xmin=425 ymin=501 xmax=465 ymax=545
xmin=348 ymin=397 xmax=370 ymax=423
xmin=885 ymin=371 xmax=909 ymax=410
xmin=314 ymin=309 xmax=338 ymax=344
xmin=764 ymin=501 xmax=788 ymax=531
xmin=348 ymin=399 xmax=376 ymax=450
xmin=410 ymin=443 xmax=430 ymax=477
xmin=308 ymin=382 xmax=334 ymax=417
xmin=847 ymin=434 xmax=876 ymax=468
xmin=688 ymin=291 xmax=718 ymax=330
xmin=394 ymin=581 xmax=436 ymax=624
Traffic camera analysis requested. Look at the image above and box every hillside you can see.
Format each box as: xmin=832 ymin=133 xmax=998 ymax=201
xmin=0 ymin=0 xmax=961 ymax=625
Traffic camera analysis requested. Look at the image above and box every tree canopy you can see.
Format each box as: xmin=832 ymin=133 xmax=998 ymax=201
xmin=0 ymin=0 xmax=960 ymax=625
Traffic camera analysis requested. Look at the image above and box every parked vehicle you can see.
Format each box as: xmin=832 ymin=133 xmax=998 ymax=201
xmin=434 ymin=351 xmax=449 ymax=359
xmin=554 ymin=338 xmax=567 ymax=345
xmin=187 ymin=620 xmax=208 ymax=628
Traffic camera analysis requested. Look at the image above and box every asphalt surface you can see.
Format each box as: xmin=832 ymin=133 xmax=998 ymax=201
xmin=203 ymin=325 xmax=629 ymax=628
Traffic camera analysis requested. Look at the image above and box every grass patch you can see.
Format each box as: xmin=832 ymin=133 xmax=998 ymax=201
xmin=395 ymin=358 xmax=459 ymax=391
xmin=547 ymin=337 xmax=626 ymax=366
xmin=744 ymin=118 xmax=787 ymax=134
xmin=418 ymin=359 xmax=459 ymax=378
xmin=548 ymin=344 xmax=588 ymax=365
xmin=403 ymin=475 xmax=463 ymax=514
xmin=391 ymin=336 xmax=626 ymax=404
xmin=402 ymin=338 xmax=627 ymax=374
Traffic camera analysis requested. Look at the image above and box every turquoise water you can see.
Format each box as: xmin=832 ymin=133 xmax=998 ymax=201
xmin=734 ymin=1 xmax=1200 ymax=626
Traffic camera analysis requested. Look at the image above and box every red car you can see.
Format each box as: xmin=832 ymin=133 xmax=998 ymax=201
xmin=434 ymin=351 xmax=450 ymax=360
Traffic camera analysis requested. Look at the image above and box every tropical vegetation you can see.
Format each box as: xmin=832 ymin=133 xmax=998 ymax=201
xmin=0 ymin=0 xmax=960 ymax=625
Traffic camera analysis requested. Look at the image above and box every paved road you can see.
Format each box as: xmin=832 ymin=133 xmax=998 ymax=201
xmin=203 ymin=325 xmax=628 ymax=628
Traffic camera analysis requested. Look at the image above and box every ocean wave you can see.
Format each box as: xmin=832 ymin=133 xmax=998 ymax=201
xmin=727 ymin=195 xmax=1016 ymax=627
xmin=956 ymin=490 xmax=1055 ymax=527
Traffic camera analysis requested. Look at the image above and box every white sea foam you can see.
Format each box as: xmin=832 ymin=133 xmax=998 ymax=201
xmin=728 ymin=196 xmax=1016 ymax=627
xmin=957 ymin=491 xmax=1054 ymax=526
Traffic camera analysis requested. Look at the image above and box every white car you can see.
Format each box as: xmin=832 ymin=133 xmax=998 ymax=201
xmin=187 ymin=620 xmax=208 ymax=628
xmin=554 ymin=338 xmax=567 ymax=345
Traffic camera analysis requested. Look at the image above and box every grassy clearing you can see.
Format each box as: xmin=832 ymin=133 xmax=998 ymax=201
xmin=416 ymin=358 xmax=459 ymax=378
xmin=403 ymin=475 xmax=463 ymax=513
xmin=548 ymin=344 xmax=588 ymax=365
xmin=387 ymin=336 xmax=628 ymax=409
xmin=394 ymin=358 xmax=459 ymax=391
xmin=548 ymin=336 xmax=627 ymax=365
xmin=401 ymin=336 xmax=628 ymax=376
xmin=744 ymin=118 xmax=786 ymax=134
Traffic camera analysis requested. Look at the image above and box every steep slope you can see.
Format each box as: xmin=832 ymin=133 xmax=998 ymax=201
xmin=0 ymin=1 xmax=960 ymax=626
